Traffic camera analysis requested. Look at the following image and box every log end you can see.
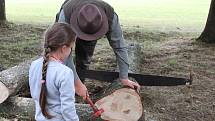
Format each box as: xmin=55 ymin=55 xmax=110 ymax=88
xmin=0 ymin=81 xmax=9 ymax=104
xmin=95 ymin=88 xmax=143 ymax=121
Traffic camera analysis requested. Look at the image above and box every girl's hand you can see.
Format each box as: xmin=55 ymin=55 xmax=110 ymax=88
xmin=75 ymin=80 xmax=88 ymax=100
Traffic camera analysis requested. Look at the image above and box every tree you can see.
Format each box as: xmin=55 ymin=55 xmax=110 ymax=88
xmin=198 ymin=0 xmax=215 ymax=43
xmin=0 ymin=0 xmax=6 ymax=22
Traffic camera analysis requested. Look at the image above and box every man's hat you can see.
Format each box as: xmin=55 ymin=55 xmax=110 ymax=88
xmin=70 ymin=4 xmax=108 ymax=41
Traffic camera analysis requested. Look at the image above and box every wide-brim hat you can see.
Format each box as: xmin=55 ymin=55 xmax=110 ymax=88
xmin=70 ymin=4 xmax=108 ymax=41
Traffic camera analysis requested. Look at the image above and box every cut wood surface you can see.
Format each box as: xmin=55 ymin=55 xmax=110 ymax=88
xmin=0 ymin=81 xmax=9 ymax=104
xmin=90 ymin=80 xmax=144 ymax=121
xmin=95 ymin=88 xmax=143 ymax=121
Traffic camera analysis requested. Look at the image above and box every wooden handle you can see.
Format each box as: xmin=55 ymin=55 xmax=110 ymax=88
xmin=86 ymin=96 xmax=98 ymax=112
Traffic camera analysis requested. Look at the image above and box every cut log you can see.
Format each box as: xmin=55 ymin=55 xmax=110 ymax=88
xmin=0 ymin=57 xmax=37 ymax=103
xmin=0 ymin=90 xmax=143 ymax=121
xmin=0 ymin=82 xmax=144 ymax=121
xmin=91 ymin=80 xmax=144 ymax=121
xmin=95 ymin=88 xmax=143 ymax=121
xmin=0 ymin=56 xmax=144 ymax=120
xmin=0 ymin=81 xmax=9 ymax=103
xmin=0 ymin=97 xmax=95 ymax=121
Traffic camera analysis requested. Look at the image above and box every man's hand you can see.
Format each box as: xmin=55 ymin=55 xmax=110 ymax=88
xmin=75 ymin=80 xmax=88 ymax=100
xmin=121 ymin=79 xmax=141 ymax=92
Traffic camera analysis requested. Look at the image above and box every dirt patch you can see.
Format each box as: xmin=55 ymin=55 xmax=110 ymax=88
xmin=135 ymin=39 xmax=215 ymax=121
xmin=0 ymin=23 xmax=215 ymax=121
xmin=90 ymin=29 xmax=215 ymax=121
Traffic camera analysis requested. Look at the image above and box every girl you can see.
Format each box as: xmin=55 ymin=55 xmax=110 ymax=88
xmin=29 ymin=23 xmax=84 ymax=121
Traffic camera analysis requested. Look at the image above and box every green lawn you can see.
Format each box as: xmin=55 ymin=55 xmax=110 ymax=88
xmin=6 ymin=0 xmax=211 ymax=31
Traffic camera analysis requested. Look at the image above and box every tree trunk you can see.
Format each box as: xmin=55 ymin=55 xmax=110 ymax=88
xmin=0 ymin=0 xmax=6 ymax=22
xmin=0 ymin=97 xmax=95 ymax=121
xmin=0 ymin=57 xmax=144 ymax=120
xmin=0 ymin=84 xmax=144 ymax=121
xmin=0 ymin=57 xmax=38 ymax=103
xmin=198 ymin=0 xmax=215 ymax=43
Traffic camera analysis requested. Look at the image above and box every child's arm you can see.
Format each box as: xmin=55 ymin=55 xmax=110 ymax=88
xmin=59 ymin=70 xmax=79 ymax=121
xmin=75 ymin=79 xmax=88 ymax=99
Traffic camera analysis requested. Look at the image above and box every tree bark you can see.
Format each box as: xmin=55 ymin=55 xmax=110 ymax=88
xmin=0 ymin=97 xmax=95 ymax=121
xmin=0 ymin=57 xmax=38 ymax=103
xmin=0 ymin=0 xmax=6 ymax=22
xmin=198 ymin=0 xmax=215 ymax=43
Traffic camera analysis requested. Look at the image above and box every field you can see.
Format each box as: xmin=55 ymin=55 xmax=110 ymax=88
xmin=1 ymin=0 xmax=215 ymax=121
xmin=6 ymin=0 xmax=211 ymax=31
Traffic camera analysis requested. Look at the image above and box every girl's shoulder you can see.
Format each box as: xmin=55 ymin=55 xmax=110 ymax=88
xmin=30 ymin=57 xmax=73 ymax=76
xmin=49 ymin=62 xmax=74 ymax=84
xmin=59 ymin=63 xmax=74 ymax=76
xmin=31 ymin=57 xmax=43 ymax=65
xmin=49 ymin=60 xmax=74 ymax=76
xmin=30 ymin=57 xmax=43 ymax=69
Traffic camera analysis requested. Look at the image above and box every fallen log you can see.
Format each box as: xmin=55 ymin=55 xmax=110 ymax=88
xmin=0 ymin=81 xmax=144 ymax=121
xmin=0 ymin=89 xmax=143 ymax=121
xmin=0 ymin=56 xmax=144 ymax=120
xmin=0 ymin=97 xmax=94 ymax=121
xmin=0 ymin=58 xmax=37 ymax=103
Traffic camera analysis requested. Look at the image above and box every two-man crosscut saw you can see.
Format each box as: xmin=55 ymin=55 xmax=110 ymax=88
xmin=78 ymin=70 xmax=193 ymax=86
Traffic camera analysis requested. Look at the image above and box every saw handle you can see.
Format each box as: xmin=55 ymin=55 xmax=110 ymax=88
xmin=85 ymin=96 xmax=98 ymax=112
xmin=85 ymin=95 xmax=105 ymax=120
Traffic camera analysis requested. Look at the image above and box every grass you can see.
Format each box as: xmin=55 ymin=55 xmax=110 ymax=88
xmin=6 ymin=0 xmax=63 ymax=24
xmin=0 ymin=23 xmax=43 ymax=70
xmin=6 ymin=0 xmax=211 ymax=31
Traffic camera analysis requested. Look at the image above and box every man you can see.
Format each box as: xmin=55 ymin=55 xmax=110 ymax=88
xmin=56 ymin=0 xmax=140 ymax=98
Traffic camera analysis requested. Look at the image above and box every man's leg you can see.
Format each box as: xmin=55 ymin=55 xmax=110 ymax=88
xmin=75 ymin=38 xmax=97 ymax=82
